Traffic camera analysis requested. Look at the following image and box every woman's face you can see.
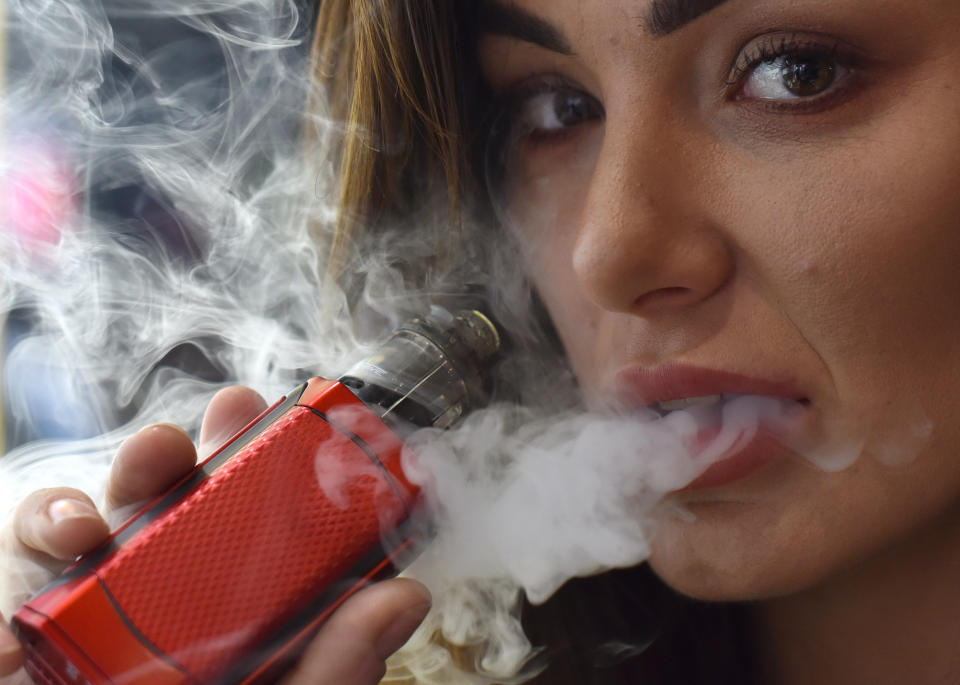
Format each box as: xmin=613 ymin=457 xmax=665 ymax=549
xmin=478 ymin=0 xmax=960 ymax=600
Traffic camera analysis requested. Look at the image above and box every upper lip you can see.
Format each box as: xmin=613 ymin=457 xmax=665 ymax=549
xmin=613 ymin=364 xmax=809 ymax=409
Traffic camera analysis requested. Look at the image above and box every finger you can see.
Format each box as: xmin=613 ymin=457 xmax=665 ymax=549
xmin=198 ymin=386 xmax=268 ymax=459
xmin=0 ymin=490 xmax=109 ymax=626
xmin=11 ymin=489 xmax=109 ymax=562
xmin=282 ymin=579 xmax=431 ymax=685
xmin=104 ymin=386 xmax=266 ymax=517
xmin=0 ymin=619 xmax=24 ymax=676
xmin=104 ymin=424 xmax=197 ymax=513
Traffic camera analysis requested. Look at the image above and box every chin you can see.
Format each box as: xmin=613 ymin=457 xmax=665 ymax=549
xmin=645 ymin=504 xmax=833 ymax=603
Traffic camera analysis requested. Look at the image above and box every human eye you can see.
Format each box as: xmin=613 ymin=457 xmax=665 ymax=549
xmin=727 ymin=33 xmax=863 ymax=112
xmin=502 ymin=77 xmax=604 ymax=148
xmin=484 ymin=75 xmax=604 ymax=204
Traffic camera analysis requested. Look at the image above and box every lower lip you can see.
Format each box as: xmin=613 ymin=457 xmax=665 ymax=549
xmin=679 ymin=429 xmax=789 ymax=491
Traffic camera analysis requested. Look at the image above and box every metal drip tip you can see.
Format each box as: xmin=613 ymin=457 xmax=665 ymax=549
xmin=340 ymin=309 xmax=501 ymax=429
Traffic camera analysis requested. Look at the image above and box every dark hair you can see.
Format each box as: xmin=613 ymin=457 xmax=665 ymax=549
xmin=310 ymin=0 xmax=485 ymax=282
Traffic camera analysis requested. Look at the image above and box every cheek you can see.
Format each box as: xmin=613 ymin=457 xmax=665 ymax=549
xmin=649 ymin=103 xmax=960 ymax=601
xmin=719 ymin=102 xmax=960 ymax=449
xmin=504 ymin=137 xmax=606 ymax=378
xmin=515 ymin=209 xmax=607 ymax=388
xmin=501 ymin=121 xmax=602 ymax=251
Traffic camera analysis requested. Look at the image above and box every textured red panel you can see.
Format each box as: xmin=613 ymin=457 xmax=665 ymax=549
xmin=99 ymin=406 xmax=408 ymax=681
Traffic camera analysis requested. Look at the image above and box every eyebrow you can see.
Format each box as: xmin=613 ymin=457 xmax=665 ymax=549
xmin=646 ymin=0 xmax=733 ymax=36
xmin=478 ymin=1 xmax=574 ymax=55
xmin=479 ymin=0 xmax=734 ymax=51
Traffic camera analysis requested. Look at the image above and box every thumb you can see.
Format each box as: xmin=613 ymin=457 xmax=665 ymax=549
xmin=0 ymin=617 xmax=23 ymax=676
xmin=281 ymin=578 xmax=431 ymax=685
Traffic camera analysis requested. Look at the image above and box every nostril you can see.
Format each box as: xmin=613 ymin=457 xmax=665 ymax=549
xmin=632 ymin=286 xmax=696 ymax=311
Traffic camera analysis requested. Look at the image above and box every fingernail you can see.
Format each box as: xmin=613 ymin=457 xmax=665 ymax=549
xmin=375 ymin=602 xmax=432 ymax=658
xmin=48 ymin=498 xmax=99 ymax=524
xmin=139 ymin=423 xmax=191 ymax=440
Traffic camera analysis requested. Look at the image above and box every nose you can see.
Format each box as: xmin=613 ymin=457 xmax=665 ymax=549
xmin=571 ymin=117 xmax=733 ymax=316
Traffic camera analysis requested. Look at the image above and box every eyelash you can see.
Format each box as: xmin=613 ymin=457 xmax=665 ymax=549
xmin=729 ymin=34 xmax=841 ymax=83
xmin=498 ymin=76 xmax=604 ymax=145
xmin=726 ymin=33 xmax=860 ymax=111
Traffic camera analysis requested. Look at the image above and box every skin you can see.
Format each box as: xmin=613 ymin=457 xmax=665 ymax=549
xmin=478 ymin=0 xmax=960 ymax=681
xmin=0 ymin=387 xmax=430 ymax=684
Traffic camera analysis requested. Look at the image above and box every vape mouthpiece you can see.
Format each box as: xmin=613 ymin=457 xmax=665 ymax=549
xmin=340 ymin=308 xmax=501 ymax=429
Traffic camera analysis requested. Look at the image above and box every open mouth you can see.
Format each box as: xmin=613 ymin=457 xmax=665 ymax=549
xmin=648 ymin=393 xmax=746 ymax=416
xmin=646 ymin=393 xmax=809 ymax=426
xmin=613 ymin=365 xmax=814 ymax=487
xmin=644 ymin=394 xmax=812 ymax=490
xmin=647 ymin=393 xmax=812 ymax=417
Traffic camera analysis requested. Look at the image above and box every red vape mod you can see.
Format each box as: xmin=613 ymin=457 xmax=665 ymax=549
xmin=11 ymin=309 xmax=499 ymax=685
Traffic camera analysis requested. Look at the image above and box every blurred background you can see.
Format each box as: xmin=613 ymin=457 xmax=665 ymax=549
xmin=0 ymin=0 xmax=321 ymax=452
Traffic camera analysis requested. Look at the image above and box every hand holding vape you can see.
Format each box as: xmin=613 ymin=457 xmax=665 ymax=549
xmin=11 ymin=308 xmax=500 ymax=684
